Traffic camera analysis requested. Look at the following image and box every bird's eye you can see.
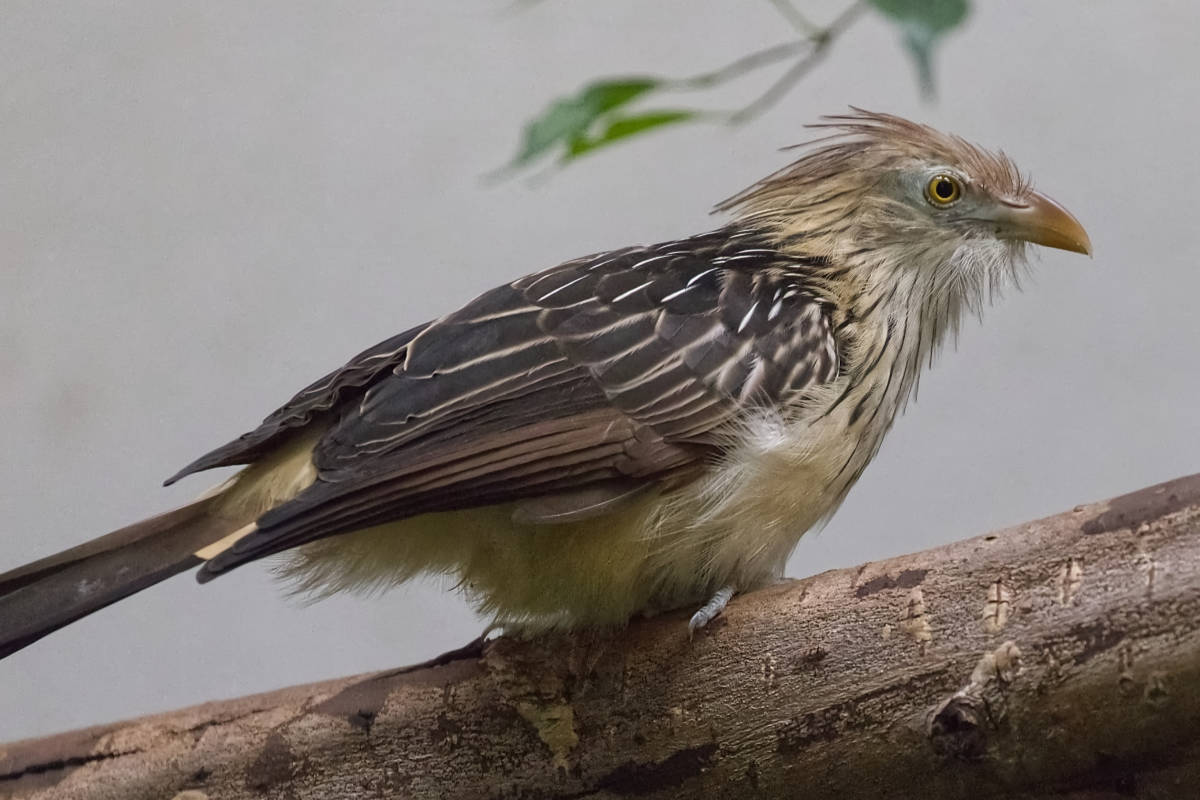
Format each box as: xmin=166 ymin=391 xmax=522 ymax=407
xmin=926 ymin=174 xmax=962 ymax=206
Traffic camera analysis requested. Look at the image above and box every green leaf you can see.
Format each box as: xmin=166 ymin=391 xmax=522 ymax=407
xmin=566 ymin=111 xmax=698 ymax=159
xmin=867 ymin=0 xmax=969 ymax=95
xmin=507 ymin=78 xmax=659 ymax=169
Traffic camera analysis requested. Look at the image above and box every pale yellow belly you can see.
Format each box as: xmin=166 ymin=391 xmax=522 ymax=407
xmin=276 ymin=381 xmax=892 ymax=630
xmin=277 ymin=438 xmax=849 ymax=631
xmin=279 ymin=497 xmax=674 ymax=629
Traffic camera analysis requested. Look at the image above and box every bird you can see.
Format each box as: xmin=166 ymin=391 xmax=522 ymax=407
xmin=0 ymin=110 xmax=1091 ymax=659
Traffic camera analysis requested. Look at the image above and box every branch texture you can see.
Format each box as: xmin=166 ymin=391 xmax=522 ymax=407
xmin=3 ymin=474 xmax=1199 ymax=799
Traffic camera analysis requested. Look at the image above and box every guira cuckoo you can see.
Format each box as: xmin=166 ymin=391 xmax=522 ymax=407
xmin=0 ymin=111 xmax=1091 ymax=658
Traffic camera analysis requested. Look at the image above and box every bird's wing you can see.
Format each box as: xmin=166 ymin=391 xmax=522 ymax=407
xmin=165 ymin=325 xmax=429 ymax=484
xmin=198 ymin=227 xmax=839 ymax=578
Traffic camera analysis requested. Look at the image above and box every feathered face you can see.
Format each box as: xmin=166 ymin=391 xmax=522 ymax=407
xmin=722 ymin=110 xmax=1091 ymax=313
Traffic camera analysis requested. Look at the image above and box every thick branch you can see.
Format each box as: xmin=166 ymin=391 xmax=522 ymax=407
xmin=3 ymin=475 xmax=1199 ymax=799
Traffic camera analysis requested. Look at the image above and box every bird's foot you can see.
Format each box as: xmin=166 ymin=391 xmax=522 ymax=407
xmin=688 ymin=586 xmax=735 ymax=637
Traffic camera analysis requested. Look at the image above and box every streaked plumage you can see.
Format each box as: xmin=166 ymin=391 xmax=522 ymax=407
xmin=0 ymin=110 xmax=1091 ymax=657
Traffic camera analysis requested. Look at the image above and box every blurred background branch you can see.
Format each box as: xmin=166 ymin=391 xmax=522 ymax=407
xmin=501 ymin=0 xmax=969 ymax=175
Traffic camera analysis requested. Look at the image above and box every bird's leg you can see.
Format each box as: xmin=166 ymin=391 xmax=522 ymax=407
xmin=688 ymin=586 xmax=735 ymax=636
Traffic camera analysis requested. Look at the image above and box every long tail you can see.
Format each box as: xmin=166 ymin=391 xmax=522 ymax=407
xmin=0 ymin=497 xmax=240 ymax=659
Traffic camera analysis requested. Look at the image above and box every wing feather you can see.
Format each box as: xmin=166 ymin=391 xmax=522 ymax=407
xmin=195 ymin=227 xmax=840 ymax=578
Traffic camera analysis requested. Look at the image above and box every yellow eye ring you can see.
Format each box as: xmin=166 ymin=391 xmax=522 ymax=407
xmin=926 ymin=174 xmax=962 ymax=206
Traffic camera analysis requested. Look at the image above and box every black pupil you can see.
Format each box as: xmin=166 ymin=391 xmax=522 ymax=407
xmin=935 ymin=178 xmax=955 ymax=199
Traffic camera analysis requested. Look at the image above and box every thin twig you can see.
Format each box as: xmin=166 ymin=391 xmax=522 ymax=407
xmin=669 ymin=40 xmax=811 ymax=91
xmin=730 ymin=1 xmax=865 ymax=124
xmin=767 ymin=0 xmax=824 ymax=36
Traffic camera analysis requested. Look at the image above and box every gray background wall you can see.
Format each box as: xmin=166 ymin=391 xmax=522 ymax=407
xmin=2 ymin=1 xmax=1197 ymax=741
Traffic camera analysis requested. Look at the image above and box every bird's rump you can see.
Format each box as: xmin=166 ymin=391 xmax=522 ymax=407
xmin=196 ymin=227 xmax=840 ymax=579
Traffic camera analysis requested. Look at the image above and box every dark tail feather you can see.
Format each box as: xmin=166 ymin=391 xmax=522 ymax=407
xmin=0 ymin=498 xmax=231 ymax=659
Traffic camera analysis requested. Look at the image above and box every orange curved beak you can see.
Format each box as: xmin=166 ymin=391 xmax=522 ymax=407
xmin=993 ymin=191 xmax=1092 ymax=256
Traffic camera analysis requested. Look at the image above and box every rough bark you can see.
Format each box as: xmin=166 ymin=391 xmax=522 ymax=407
xmin=2 ymin=474 xmax=1199 ymax=800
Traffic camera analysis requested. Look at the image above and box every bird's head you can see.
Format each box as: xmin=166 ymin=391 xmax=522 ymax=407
xmin=720 ymin=109 xmax=1090 ymax=327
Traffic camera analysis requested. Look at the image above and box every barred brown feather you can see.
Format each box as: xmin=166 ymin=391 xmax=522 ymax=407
xmin=200 ymin=227 xmax=839 ymax=577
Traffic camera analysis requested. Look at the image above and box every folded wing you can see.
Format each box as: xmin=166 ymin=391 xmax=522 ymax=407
xmin=194 ymin=226 xmax=840 ymax=579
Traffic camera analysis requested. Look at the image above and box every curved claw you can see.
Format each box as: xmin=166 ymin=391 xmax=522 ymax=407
xmin=688 ymin=586 xmax=735 ymax=637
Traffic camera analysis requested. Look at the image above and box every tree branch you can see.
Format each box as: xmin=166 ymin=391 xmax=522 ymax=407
xmin=729 ymin=2 xmax=866 ymax=123
xmin=3 ymin=474 xmax=1199 ymax=799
